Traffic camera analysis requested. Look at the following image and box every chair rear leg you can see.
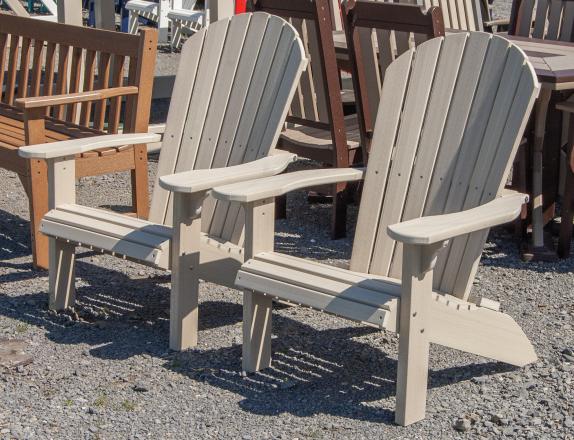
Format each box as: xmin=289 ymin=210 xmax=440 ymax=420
xmin=559 ymin=160 xmax=574 ymax=258
xmin=49 ymin=238 xmax=76 ymax=311
xmin=243 ymin=290 xmax=272 ymax=373
xmin=275 ymin=194 xmax=287 ymax=220
xmin=331 ymin=184 xmax=347 ymax=239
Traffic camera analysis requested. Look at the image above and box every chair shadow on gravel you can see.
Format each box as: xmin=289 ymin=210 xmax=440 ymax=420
xmin=0 ymin=209 xmax=37 ymax=282
xmin=0 ymin=247 xmax=246 ymax=360
xmin=164 ymin=315 xmax=516 ymax=425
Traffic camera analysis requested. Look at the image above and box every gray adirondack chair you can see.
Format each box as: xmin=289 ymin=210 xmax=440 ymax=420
xmin=18 ymin=12 xmax=307 ymax=351
xmin=212 ymin=32 xmax=539 ymax=425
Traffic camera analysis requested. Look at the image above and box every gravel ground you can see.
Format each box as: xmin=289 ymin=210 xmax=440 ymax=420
xmin=1 ymin=3 xmax=574 ymax=439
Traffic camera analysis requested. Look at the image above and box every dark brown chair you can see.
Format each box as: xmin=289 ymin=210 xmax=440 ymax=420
xmin=344 ymin=0 xmax=444 ymax=159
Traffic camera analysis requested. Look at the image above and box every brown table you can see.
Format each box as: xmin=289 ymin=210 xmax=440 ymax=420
xmin=334 ymin=30 xmax=574 ymax=258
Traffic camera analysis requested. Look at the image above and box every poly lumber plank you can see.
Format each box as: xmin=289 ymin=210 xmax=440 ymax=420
xmin=369 ymin=37 xmax=443 ymax=275
xmin=350 ymin=48 xmax=414 ymax=274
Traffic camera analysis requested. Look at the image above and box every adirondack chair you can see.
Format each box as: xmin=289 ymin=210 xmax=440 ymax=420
xmin=126 ymin=0 xmax=194 ymax=43
xmin=343 ymin=0 xmax=445 ymax=157
xmin=2 ymin=0 xmax=58 ymax=21
xmin=167 ymin=0 xmax=206 ymax=49
xmin=0 ymin=15 xmax=157 ymax=270
xmin=212 ymin=32 xmax=539 ymax=425
xmin=507 ymin=0 xmax=574 ymax=257
xmin=18 ymin=12 xmax=307 ymax=351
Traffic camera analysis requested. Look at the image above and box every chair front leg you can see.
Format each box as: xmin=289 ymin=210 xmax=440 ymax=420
xmin=170 ymin=191 xmax=206 ymax=351
xmin=242 ymin=289 xmax=273 ymax=372
xmin=395 ymin=241 xmax=447 ymax=426
xmin=46 ymin=157 xmax=77 ymax=309
xmin=242 ymin=198 xmax=276 ymax=373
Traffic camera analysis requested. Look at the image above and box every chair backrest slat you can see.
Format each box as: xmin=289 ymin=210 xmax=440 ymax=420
xmin=148 ymin=13 xmax=306 ymax=248
xmin=350 ymin=33 xmax=539 ymax=301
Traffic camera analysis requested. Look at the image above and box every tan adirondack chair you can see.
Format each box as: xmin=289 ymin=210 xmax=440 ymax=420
xmin=212 ymin=32 xmax=539 ymax=425
xmin=18 ymin=12 xmax=307 ymax=351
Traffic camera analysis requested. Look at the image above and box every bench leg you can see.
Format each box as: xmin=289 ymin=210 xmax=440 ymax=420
xmin=28 ymin=160 xmax=50 ymax=270
xmin=49 ymin=238 xmax=76 ymax=311
xmin=243 ymin=290 xmax=272 ymax=373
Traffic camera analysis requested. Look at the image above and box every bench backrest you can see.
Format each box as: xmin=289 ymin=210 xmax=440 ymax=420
xmin=350 ymin=33 xmax=538 ymax=300
xmin=148 ymin=12 xmax=306 ymax=246
xmin=344 ymin=0 xmax=444 ymax=155
xmin=509 ymin=0 xmax=574 ymax=40
xmin=0 ymin=14 xmax=157 ymax=135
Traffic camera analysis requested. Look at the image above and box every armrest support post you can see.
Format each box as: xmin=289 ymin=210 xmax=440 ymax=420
xmin=241 ymin=197 xmax=276 ymax=373
xmin=170 ymin=190 xmax=207 ymax=351
xmin=395 ymin=241 xmax=447 ymax=426
xmin=47 ymin=156 xmax=76 ymax=210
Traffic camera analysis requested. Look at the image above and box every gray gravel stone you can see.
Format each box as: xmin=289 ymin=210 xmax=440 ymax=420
xmin=453 ymin=418 xmax=472 ymax=432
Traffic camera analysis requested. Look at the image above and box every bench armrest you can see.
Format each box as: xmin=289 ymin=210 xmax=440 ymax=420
xmin=212 ymin=167 xmax=366 ymax=203
xmin=388 ymin=191 xmax=528 ymax=245
xmin=15 ymin=86 xmax=139 ymax=110
xmin=159 ymin=153 xmax=298 ymax=194
xmin=18 ymin=132 xmax=162 ymax=159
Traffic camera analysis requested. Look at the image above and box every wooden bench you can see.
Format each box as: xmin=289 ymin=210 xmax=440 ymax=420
xmin=0 ymin=14 xmax=157 ymax=269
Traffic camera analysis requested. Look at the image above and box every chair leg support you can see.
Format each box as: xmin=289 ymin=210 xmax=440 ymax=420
xmin=170 ymin=264 xmax=199 ymax=351
xmin=48 ymin=237 xmax=76 ymax=311
xmin=331 ymin=186 xmax=348 ymax=240
xmin=242 ymin=290 xmax=272 ymax=373
xmin=559 ymin=112 xmax=574 ymax=258
xmin=395 ymin=242 xmax=445 ymax=426
xmin=169 ymin=191 xmax=205 ymax=351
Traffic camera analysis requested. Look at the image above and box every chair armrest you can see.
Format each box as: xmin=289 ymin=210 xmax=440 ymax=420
xmin=159 ymin=153 xmax=298 ymax=194
xmin=484 ymin=18 xmax=510 ymax=27
xmin=18 ymin=132 xmax=162 ymax=159
xmin=14 ymin=86 xmax=139 ymax=110
xmin=212 ymin=167 xmax=366 ymax=203
xmin=388 ymin=192 xmax=528 ymax=245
